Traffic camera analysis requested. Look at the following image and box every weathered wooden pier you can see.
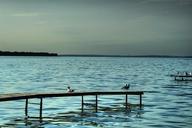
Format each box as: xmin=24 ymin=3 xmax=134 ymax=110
xmin=0 ymin=91 xmax=144 ymax=121
xmin=171 ymin=74 xmax=192 ymax=81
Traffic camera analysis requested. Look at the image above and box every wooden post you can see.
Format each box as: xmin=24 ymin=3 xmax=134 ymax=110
xmin=95 ymin=95 xmax=98 ymax=112
xmin=125 ymin=94 xmax=128 ymax=110
xmin=81 ymin=96 xmax=84 ymax=112
xmin=40 ymin=98 xmax=43 ymax=121
xmin=25 ymin=98 xmax=28 ymax=117
xmin=140 ymin=94 xmax=142 ymax=108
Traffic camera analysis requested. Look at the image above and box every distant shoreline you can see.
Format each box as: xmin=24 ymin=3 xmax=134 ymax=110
xmin=0 ymin=51 xmax=58 ymax=56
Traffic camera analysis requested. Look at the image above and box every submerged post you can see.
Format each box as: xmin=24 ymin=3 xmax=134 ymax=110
xmin=81 ymin=95 xmax=84 ymax=112
xmin=125 ymin=94 xmax=128 ymax=110
xmin=25 ymin=98 xmax=28 ymax=117
xmin=95 ymin=95 xmax=98 ymax=112
xmin=140 ymin=94 xmax=142 ymax=108
xmin=40 ymin=98 xmax=43 ymax=120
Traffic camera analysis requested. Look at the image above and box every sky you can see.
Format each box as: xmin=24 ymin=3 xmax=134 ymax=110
xmin=0 ymin=0 xmax=192 ymax=56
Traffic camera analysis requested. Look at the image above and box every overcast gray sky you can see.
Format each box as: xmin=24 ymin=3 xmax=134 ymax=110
xmin=0 ymin=0 xmax=192 ymax=56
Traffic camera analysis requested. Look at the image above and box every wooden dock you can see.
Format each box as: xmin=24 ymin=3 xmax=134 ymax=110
xmin=171 ymin=75 xmax=192 ymax=81
xmin=0 ymin=91 xmax=144 ymax=121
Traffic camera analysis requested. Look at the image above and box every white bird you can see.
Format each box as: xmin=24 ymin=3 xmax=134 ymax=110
xmin=67 ymin=86 xmax=74 ymax=92
xmin=121 ymin=84 xmax=130 ymax=90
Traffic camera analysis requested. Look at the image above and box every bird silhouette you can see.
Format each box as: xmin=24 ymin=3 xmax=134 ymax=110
xmin=121 ymin=84 xmax=130 ymax=90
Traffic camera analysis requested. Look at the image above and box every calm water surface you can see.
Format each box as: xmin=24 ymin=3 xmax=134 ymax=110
xmin=0 ymin=56 xmax=192 ymax=128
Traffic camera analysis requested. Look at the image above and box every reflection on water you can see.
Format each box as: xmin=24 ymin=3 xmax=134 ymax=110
xmin=0 ymin=57 xmax=192 ymax=128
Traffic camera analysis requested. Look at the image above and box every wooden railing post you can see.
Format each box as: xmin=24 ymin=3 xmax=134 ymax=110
xmin=125 ymin=94 xmax=128 ymax=110
xmin=25 ymin=98 xmax=28 ymax=118
xmin=40 ymin=98 xmax=43 ymax=121
xmin=140 ymin=94 xmax=142 ymax=108
xmin=95 ymin=95 xmax=98 ymax=112
xmin=81 ymin=96 xmax=84 ymax=112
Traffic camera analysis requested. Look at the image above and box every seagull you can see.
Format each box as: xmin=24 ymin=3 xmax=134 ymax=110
xmin=121 ymin=84 xmax=130 ymax=90
xmin=67 ymin=86 xmax=74 ymax=92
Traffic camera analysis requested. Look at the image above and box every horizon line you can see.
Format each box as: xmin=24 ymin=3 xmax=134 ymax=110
xmin=0 ymin=51 xmax=192 ymax=58
xmin=58 ymin=54 xmax=192 ymax=58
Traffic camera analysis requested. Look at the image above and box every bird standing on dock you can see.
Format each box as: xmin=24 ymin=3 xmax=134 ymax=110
xmin=121 ymin=84 xmax=130 ymax=90
xmin=67 ymin=86 xmax=74 ymax=92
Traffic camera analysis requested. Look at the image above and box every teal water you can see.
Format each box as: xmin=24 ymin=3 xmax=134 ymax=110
xmin=0 ymin=56 xmax=192 ymax=128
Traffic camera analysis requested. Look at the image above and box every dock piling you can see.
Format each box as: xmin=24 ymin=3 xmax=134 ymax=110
xmin=81 ymin=96 xmax=84 ymax=112
xmin=39 ymin=98 xmax=43 ymax=121
xmin=25 ymin=98 xmax=28 ymax=117
xmin=140 ymin=94 xmax=142 ymax=108
xmin=125 ymin=94 xmax=128 ymax=110
xmin=95 ymin=95 xmax=98 ymax=112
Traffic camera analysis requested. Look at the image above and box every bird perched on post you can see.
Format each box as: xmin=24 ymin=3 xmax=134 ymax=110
xmin=67 ymin=86 xmax=74 ymax=92
xmin=121 ymin=84 xmax=130 ymax=90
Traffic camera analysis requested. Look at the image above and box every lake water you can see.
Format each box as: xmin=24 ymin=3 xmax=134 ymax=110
xmin=0 ymin=56 xmax=192 ymax=128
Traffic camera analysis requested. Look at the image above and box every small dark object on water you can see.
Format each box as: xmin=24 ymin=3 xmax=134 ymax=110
xmin=67 ymin=86 xmax=74 ymax=92
xmin=122 ymin=84 xmax=130 ymax=90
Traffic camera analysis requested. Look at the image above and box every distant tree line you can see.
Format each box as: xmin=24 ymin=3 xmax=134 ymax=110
xmin=0 ymin=51 xmax=58 ymax=56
